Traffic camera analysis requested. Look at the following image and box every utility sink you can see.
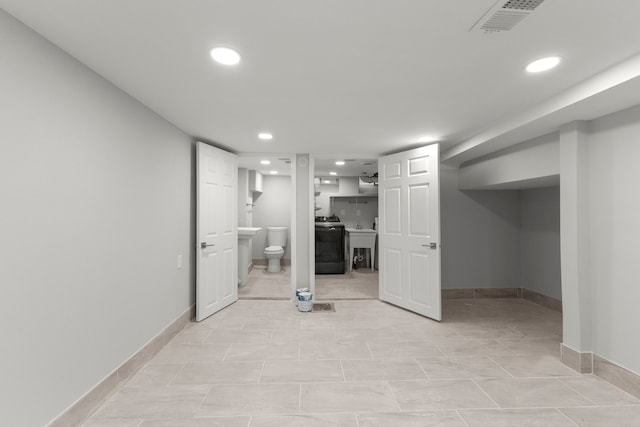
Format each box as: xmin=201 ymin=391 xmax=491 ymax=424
xmin=238 ymin=227 xmax=263 ymax=240
xmin=346 ymin=228 xmax=377 ymax=272
xmin=345 ymin=228 xmax=376 ymax=234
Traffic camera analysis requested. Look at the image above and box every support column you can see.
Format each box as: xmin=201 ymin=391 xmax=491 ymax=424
xmin=559 ymin=121 xmax=593 ymax=372
xmin=294 ymin=154 xmax=311 ymax=292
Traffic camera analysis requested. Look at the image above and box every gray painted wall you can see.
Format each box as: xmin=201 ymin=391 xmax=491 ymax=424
xmin=520 ymin=187 xmax=561 ymax=299
xmin=440 ymin=168 xmax=521 ymax=289
xmin=252 ymin=175 xmax=292 ymax=260
xmin=588 ymin=105 xmax=640 ymax=374
xmin=0 ymin=12 xmax=193 ymax=426
xmin=441 ymin=169 xmax=562 ymax=300
xmin=459 ymin=133 xmax=559 ymax=190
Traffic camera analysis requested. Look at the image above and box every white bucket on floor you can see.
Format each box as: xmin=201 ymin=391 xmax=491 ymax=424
xmin=295 ymin=288 xmax=310 ymax=306
xmin=297 ymin=291 xmax=313 ymax=312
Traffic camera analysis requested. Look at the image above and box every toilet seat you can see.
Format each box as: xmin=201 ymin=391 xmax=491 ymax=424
xmin=264 ymin=246 xmax=284 ymax=254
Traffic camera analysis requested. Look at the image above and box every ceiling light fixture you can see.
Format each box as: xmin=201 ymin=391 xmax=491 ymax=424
xmin=526 ymin=56 xmax=561 ymax=73
xmin=260 ymin=160 xmax=271 ymax=165
xmin=329 ymin=171 xmax=337 ymax=176
xmin=323 ymin=180 xmax=331 ymax=184
xmin=258 ymin=133 xmax=273 ymax=140
xmin=270 ymin=170 xmax=278 ymax=175
xmin=209 ymin=47 xmax=241 ymax=65
xmin=335 ymin=161 xmax=345 ymax=166
xmin=418 ymin=136 xmax=438 ymax=143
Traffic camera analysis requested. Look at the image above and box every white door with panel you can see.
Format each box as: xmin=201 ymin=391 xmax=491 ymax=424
xmin=196 ymin=142 xmax=238 ymax=321
xmin=378 ymin=144 xmax=441 ymax=320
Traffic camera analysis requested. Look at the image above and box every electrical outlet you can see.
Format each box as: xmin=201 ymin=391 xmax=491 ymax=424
xmin=177 ymin=254 xmax=183 ymax=269
xmin=340 ymin=209 xmax=345 ymax=215
xmin=356 ymin=209 xmax=361 ymax=216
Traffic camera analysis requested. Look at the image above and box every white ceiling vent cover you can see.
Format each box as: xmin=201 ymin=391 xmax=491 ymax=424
xmin=470 ymin=0 xmax=545 ymax=33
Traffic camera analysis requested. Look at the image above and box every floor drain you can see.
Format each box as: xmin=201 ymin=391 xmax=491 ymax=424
xmin=312 ymin=302 xmax=335 ymax=312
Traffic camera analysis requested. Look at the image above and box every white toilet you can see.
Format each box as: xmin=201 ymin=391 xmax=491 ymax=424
xmin=264 ymin=226 xmax=288 ymax=273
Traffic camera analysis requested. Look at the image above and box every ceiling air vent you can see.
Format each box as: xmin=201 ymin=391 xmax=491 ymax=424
xmin=470 ymin=0 xmax=545 ymax=33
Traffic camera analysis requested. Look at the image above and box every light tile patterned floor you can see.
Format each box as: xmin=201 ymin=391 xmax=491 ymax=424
xmin=82 ymin=298 xmax=640 ymax=426
xmin=238 ymin=265 xmax=379 ymax=300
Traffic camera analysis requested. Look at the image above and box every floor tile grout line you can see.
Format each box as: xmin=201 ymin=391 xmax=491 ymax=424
xmin=487 ymin=355 xmax=516 ymax=378
xmin=257 ymin=360 xmax=266 ymax=384
xmin=354 ymin=411 xmax=361 ymax=427
xmin=554 ymin=407 xmax=581 ymax=426
xmin=167 ymin=362 xmax=188 ymax=386
xmin=221 ymin=342 xmax=234 ymax=362
xmin=558 ymin=377 xmax=604 ymax=406
xmin=414 ymin=356 xmax=432 ymax=380
xmin=455 ymin=409 xmax=472 ymax=427
xmin=384 ymin=380 xmax=404 ymax=412
xmin=470 ymin=378 xmax=502 ymax=409
xmin=192 ymin=384 xmax=214 ymax=420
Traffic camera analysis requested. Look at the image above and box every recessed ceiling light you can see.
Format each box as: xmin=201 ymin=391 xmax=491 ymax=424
xmin=418 ymin=136 xmax=438 ymax=143
xmin=526 ymin=56 xmax=561 ymax=73
xmin=335 ymin=161 xmax=345 ymax=166
xmin=258 ymin=133 xmax=273 ymax=140
xmin=209 ymin=47 xmax=241 ymax=65
xmin=329 ymin=171 xmax=337 ymax=176
xmin=260 ymin=160 xmax=271 ymax=165
xmin=323 ymin=180 xmax=331 ymax=184
xmin=270 ymin=170 xmax=278 ymax=175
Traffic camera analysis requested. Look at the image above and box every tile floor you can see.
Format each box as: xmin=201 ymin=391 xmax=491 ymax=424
xmin=81 ymin=298 xmax=640 ymax=426
xmin=238 ymin=265 xmax=292 ymax=300
xmin=239 ymin=265 xmax=378 ymax=300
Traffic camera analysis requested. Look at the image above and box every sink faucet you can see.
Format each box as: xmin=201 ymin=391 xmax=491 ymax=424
xmin=356 ymin=224 xmax=362 ymax=230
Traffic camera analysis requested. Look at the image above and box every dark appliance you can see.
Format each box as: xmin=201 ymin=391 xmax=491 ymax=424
xmin=315 ymin=216 xmax=345 ymax=274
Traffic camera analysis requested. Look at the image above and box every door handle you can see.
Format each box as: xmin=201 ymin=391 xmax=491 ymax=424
xmin=422 ymin=243 xmax=437 ymax=249
xmin=201 ymin=242 xmax=215 ymax=249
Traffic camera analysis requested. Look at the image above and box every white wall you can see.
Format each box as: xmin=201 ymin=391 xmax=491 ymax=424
xmin=0 ymin=11 xmax=193 ymax=426
xmin=588 ymin=105 xmax=640 ymax=374
xmin=520 ymin=187 xmax=561 ymax=299
xmin=331 ymin=196 xmax=378 ymax=230
xmin=459 ymin=133 xmax=559 ymax=190
xmin=252 ymin=175 xmax=292 ymax=260
xmin=440 ymin=168 xmax=521 ymax=289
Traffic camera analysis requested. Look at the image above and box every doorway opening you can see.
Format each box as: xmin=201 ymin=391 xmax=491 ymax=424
xmin=236 ymin=154 xmax=296 ymax=300
xmin=312 ymin=157 xmax=379 ymax=300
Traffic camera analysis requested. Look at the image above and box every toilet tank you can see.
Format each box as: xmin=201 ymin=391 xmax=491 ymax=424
xmin=267 ymin=226 xmax=288 ymax=247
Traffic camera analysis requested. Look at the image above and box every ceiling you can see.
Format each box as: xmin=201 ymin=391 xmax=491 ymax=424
xmin=236 ymin=155 xmax=377 ymax=178
xmin=3 ymin=0 xmax=640 ymax=165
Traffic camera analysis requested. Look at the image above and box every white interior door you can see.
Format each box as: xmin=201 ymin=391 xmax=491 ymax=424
xmin=378 ymin=144 xmax=441 ymax=320
xmin=196 ymin=142 xmax=238 ymax=321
